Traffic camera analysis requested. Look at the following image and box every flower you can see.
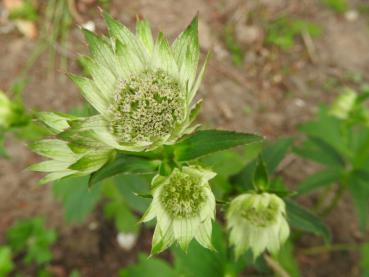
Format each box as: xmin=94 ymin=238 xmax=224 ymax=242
xmin=141 ymin=166 xmax=216 ymax=254
xmin=226 ymin=192 xmax=289 ymax=259
xmin=31 ymin=13 xmax=207 ymax=182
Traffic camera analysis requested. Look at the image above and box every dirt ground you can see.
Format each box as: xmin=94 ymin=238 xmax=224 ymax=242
xmin=1 ymin=0 xmax=369 ymax=276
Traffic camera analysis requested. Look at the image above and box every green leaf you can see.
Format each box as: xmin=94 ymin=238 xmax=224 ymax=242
xmin=230 ymin=138 xmax=291 ymax=191
xmin=286 ymin=199 xmax=331 ymax=242
xmin=0 ymin=246 xmax=14 ymax=277
xmin=360 ymin=243 xmax=369 ymax=277
xmin=89 ymin=155 xmax=159 ymax=185
xmin=173 ymin=130 xmax=263 ymax=162
xmin=6 ymin=218 xmax=56 ymax=265
xmin=253 ymin=157 xmax=269 ymax=191
xmin=172 ymin=223 xmax=245 ymax=277
xmin=53 ymin=176 xmax=101 ymax=223
xmin=297 ymin=168 xmax=342 ymax=195
xmin=294 ymin=136 xmax=345 ymax=167
xmin=119 ymin=254 xmax=176 ymax=277
xmin=348 ymin=174 xmax=369 ymax=231
xmin=262 ymin=137 xmax=293 ymax=174
xmin=103 ymin=182 xmax=139 ymax=234
xmin=114 ymin=175 xmax=152 ymax=213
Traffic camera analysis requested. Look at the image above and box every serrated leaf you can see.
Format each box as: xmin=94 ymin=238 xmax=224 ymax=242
xmin=173 ymin=130 xmax=263 ymax=162
xmin=286 ymin=199 xmax=331 ymax=242
xmin=89 ymin=155 xmax=159 ymax=185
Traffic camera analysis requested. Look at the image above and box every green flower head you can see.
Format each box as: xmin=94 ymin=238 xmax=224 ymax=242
xmin=31 ymin=13 xmax=207 ymax=182
xmin=227 ymin=192 xmax=289 ymax=259
xmin=0 ymin=91 xmax=27 ymax=129
xmin=141 ymin=166 xmax=216 ymax=254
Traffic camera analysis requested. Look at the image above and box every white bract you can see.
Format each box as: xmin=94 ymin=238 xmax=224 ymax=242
xmin=141 ymin=166 xmax=216 ymax=254
xmin=227 ymin=192 xmax=289 ymax=259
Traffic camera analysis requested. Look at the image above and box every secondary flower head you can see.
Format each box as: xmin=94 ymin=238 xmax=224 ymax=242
xmin=141 ymin=166 xmax=216 ymax=254
xmin=31 ymin=13 xmax=207 ymax=182
xmin=227 ymin=192 xmax=289 ymax=259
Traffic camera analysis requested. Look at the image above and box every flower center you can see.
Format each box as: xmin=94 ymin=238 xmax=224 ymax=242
xmin=159 ymin=171 xmax=206 ymax=219
xmin=240 ymin=196 xmax=280 ymax=227
xmin=109 ymin=70 xmax=186 ymax=144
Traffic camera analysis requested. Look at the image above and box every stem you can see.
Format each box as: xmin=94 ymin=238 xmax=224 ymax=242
xmin=319 ymin=184 xmax=346 ymax=217
xmin=300 ymin=243 xmax=361 ymax=255
xmin=264 ymin=254 xmax=290 ymax=277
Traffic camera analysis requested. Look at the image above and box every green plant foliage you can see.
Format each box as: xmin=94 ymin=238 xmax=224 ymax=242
xmin=8 ymin=0 xmax=39 ymax=22
xmin=0 ymin=246 xmax=14 ymax=277
xmin=322 ymin=0 xmax=348 ymax=13
xmin=231 ymin=137 xmax=293 ymax=193
xmin=89 ymin=155 xmax=159 ymax=186
xmin=6 ymin=218 xmax=56 ymax=265
xmin=266 ymin=17 xmax=322 ymax=50
xmin=295 ymin=90 xmax=369 ymax=230
xmin=103 ymin=182 xmax=139 ymax=234
xmin=53 ymin=176 xmax=101 ymax=223
xmin=172 ymin=130 xmax=263 ymax=162
xmin=286 ymin=200 xmax=331 ymax=243
xmin=361 ymin=243 xmax=369 ymax=277
xmin=119 ymin=254 xmax=176 ymax=277
xmin=224 ymin=25 xmax=244 ymax=66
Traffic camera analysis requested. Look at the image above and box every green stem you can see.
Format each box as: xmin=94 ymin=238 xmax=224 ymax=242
xmin=300 ymin=243 xmax=361 ymax=255
xmin=319 ymin=184 xmax=346 ymax=217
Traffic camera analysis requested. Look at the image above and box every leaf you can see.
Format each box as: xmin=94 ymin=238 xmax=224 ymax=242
xmin=286 ymin=199 xmax=331 ymax=243
xmin=294 ymin=136 xmax=345 ymax=167
xmin=119 ymin=254 xmax=176 ymax=277
xmin=172 ymin=223 xmax=245 ymax=277
xmin=230 ymin=138 xmax=292 ymax=190
xmin=53 ymin=176 xmax=101 ymax=223
xmin=360 ymin=243 xmax=369 ymax=277
xmin=114 ymin=175 xmax=152 ymax=213
xmin=348 ymin=174 xmax=369 ymax=231
xmin=253 ymin=157 xmax=269 ymax=191
xmin=0 ymin=246 xmax=14 ymax=277
xmin=173 ymin=130 xmax=263 ymax=162
xmin=102 ymin=182 xmax=139 ymax=234
xmin=297 ymin=168 xmax=342 ymax=195
xmin=89 ymin=155 xmax=159 ymax=185
xmin=263 ymin=137 xmax=293 ymax=174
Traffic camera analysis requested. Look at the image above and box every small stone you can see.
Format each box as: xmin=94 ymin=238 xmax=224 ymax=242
xmin=117 ymin=232 xmax=137 ymax=251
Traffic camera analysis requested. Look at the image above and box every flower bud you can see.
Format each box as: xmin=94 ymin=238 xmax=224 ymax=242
xmin=226 ymin=192 xmax=289 ymax=258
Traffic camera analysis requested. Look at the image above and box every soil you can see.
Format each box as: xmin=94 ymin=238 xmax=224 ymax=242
xmin=1 ymin=0 xmax=369 ymax=276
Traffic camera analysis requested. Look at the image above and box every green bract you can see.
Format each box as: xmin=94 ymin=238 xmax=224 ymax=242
xmin=0 ymin=91 xmax=26 ymax=129
xmin=227 ymin=192 xmax=289 ymax=259
xmin=31 ymin=14 xmax=207 ymax=182
xmin=141 ymin=166 xmax=216 ymax=254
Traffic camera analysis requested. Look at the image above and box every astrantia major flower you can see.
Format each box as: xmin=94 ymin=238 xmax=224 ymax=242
xmin=31 ymin=13 xmax=207 ymax=182
xmin=227 ymin=192 xmax=289 ymax=259
xmin=141 ymin=166 xmax=216 ymax=254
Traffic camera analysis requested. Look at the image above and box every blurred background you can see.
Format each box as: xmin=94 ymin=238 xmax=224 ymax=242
xmin=1 ymin=0 xmax=369 ymax=276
